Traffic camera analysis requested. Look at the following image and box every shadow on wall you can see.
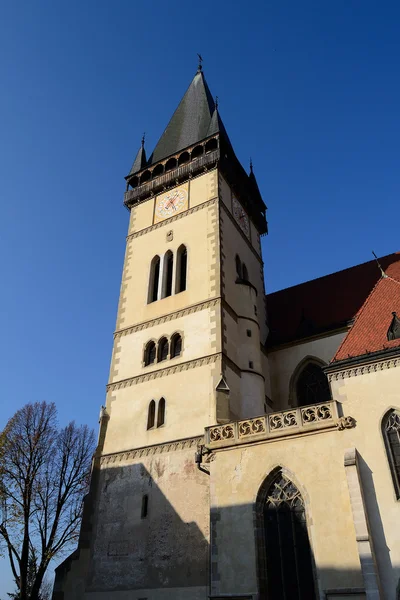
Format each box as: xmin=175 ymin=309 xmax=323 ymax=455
xmin=53 ymin=458 xmax=400 ymax=599
xmin=53 ymin=461 xmax=209 ymax=597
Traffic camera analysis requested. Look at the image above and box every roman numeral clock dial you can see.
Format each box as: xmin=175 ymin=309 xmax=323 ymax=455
xmin=232 ymin=197 xmax=250 ymax=238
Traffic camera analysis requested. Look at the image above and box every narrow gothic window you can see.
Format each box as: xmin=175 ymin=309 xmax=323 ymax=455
xmin=176 ymin=245 xmax=187 ymax=293
xmin=141 ymin=495 xmax=148 ymax=518
xmin=158 ymin=337 xmax=169 ymax=362
xmin=162 ymin=250 xmax=174 ymax=298
xmin=382 ymin=410 xmax=400 ymax=498
xmin=261 ymin=471 xmax=316 ymax=599
xmin=147 ymin=400 xmax=155 ymax=430
xmin=144 ymin=341 xmax=156 ymax=366
xmin=296 ymin=362 xmax=330 ymax=407
xmin=170 ymin=333 xmax=182 ymax=358
xmin=235 ymin=255 xmax=242 ymax=280
xmin=242 ymin=263 xmax=249 ymax=282
xmin=148 ymin=256 xmax=160 ymax=303
xmin=157 ymin=398 xmax=166 ymax=427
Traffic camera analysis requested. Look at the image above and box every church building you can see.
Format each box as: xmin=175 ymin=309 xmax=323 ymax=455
xmin=53 ymin=65 xmax=400 ymax=600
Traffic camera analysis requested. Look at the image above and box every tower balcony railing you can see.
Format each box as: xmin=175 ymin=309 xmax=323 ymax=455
xmin=205 ymin=401 xmax=350 ymax=448
xmin=124 ymin=149 xmax=219 ymax=206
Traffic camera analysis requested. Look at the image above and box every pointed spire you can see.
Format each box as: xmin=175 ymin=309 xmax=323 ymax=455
xmin=249 ymin=157 xmax=253 ymax=173
xmin=149 ymin=69 xmax=215 ymax=165
xmin=128 ymin=135 xmax=147 ymax=176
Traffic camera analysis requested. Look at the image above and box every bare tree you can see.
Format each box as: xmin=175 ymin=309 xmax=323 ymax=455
xmin=0 ymin=402 xmax=95 ymax=600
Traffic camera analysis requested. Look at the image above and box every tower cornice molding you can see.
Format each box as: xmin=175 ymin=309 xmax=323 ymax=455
xmin=99 ymin=435 xmax=204 ymax=466
xmin=107 ymin=353 xmax=220 ymax=392
xmin=127 ymin=196 xmax=218 ymax=240
xmin=114 ymin=297 xmax=220 ymax=339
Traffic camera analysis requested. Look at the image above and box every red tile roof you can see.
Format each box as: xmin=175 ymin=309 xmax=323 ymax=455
xmin=333 ymin=259 xmax=400 ymax=361
xmin=266 ymin=252 xmax=400 ymax=348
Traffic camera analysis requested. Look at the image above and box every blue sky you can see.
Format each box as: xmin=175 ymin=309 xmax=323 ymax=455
xmin=0 ymin=0 xmax=399 ymax=593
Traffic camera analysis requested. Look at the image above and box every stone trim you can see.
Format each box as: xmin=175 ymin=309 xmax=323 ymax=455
xmin=114 ymin=298 xmax=220 ymax=339
xmin=343 ymin=448 xmax=381 ymax=599
xmin=107 ymin=353 xmax=219 ymax=392
xmin=327 ymin=356 xmax=400 ymax=382
xmin=100 ymin=435 xmax=203 ymax=466
xmin=220 ymin=198 xmax=263 ymax=264
xmin=127 ymin=197 xmax=217 ymax=240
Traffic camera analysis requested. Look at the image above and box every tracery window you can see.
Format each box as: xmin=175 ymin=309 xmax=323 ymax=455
xmin=147 ymin=400 xmax=155 ymax=430
xmin=261 ymin=471 xmax=316 ymax=599
xmin=382 ymin=410 xmax=400 ymax=498
xmin=296 ymin=362 xmax=330 ymax=407
xmin=170 ymin=333 xmax=182 ymax=358
xmin=144 ymin=341 xmax=156 ymax=366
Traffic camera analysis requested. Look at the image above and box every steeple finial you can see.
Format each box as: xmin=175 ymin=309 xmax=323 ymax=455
xmin=215 ymin=96 xmax=219 ymax=110
xmin=197 ymin=53 xmax=203 ymax=72
xmin=141 ymin=132 xmax=145 ymax=147
xmin=250 ymin=157 xmax=253 ymax=173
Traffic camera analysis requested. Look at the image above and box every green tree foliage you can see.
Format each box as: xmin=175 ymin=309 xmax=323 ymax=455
xmin=0 ymin=402 xmax=95 ymax=600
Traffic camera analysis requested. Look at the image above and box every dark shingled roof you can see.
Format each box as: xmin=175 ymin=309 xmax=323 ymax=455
xmin=266 ymin=252 xmax=400 ymax=348
xmin=148 ymin=69 xmax=216 ymax=165
xmin=128 ymin=143 xmax=147 ymax=176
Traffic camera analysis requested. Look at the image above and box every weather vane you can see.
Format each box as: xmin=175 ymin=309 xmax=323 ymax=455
xmin=197 ymin=53 xmax=203 ymax=71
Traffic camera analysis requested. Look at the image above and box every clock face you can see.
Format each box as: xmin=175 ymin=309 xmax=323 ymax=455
xmin=232 ymin=197 xmax=250 ymax=238
xmin=155 ymin=188 xmax=188 ymax=221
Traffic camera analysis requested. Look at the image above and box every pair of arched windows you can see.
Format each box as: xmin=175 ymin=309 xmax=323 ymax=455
xmin=144 ymin=333 xmax=182 ymax=367
xmin=147 ymin=398 xmax=165 ymax=430
xmin=235 ymin=254 xmax=249 ymax=282
xmin=148 ymin=245 xmax=187 ymax=303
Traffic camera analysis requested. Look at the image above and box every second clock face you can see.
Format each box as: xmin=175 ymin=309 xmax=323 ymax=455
xmin=155 ymin=188 xmax=188 ymax=221
xmin=232 ymin=197 xmax=250 ymax=238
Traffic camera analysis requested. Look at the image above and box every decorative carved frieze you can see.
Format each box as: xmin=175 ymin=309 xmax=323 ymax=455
xmin=100 ymin=436 xmax=203 ymax=466
xmin=327 ymin=356 xmax=400 ymax=381
xmin=127 ymin=197 xmax=217 ymax=241
xmin=205 ymin=401 xmax=353 ymax=448
xmin=107 ymin=353 xmax=219 ymax=392
xmin=114 ymin=298 xmax=220 ymax=339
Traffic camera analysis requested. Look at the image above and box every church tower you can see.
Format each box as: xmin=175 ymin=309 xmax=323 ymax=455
xmin=54 ymin=65 xmax=268 ymax=600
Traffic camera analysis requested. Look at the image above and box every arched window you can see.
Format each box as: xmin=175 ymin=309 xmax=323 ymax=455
xmin=148 ymin=255 xmax=160 ymax=303
xmin=382 ymin=410 xmax=400 ymax=498
xmin=162 ymin=250 xmax=173 ymax=298
xmin=147 ymin=400 xmax=155 ymax=430
xmin=158 ymin=337 xmax=169 ymax=362
xmin=257 ymin=470 xmax=316 ymax=599
xmin=242 ymin=263 xmax=249 ymax=282
xmin=157 ymin=397 xmax=166 ymax=427
xmin=235 ymin=255 xmax=242 ymax=280
xmin=144 ymin=341 xmax=156 ymax=366
xmin=170 ymin=333 xmax=182 ymax=358
xmin=296 ymin=361 xmax=330 ymax=407
xmin=175 ymin=245 xmax=187 ymax=293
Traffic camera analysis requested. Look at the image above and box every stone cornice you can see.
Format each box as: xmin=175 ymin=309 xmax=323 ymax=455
xmin=107 ymin=353 xmax=220 ymax=391
xmin=100 ymin=435 xmax=203 ymax=466
xmin=127 ymin=196 xmax=217 ymax=240
xmin=327 ymin=355 xmax=400 ymax=382
xmin=114 ymin=298 xmax=220 ymax=339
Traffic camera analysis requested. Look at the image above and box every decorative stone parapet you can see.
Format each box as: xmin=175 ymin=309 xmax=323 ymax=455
xmin=205 ymin=401 xmax=352 ymax=448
